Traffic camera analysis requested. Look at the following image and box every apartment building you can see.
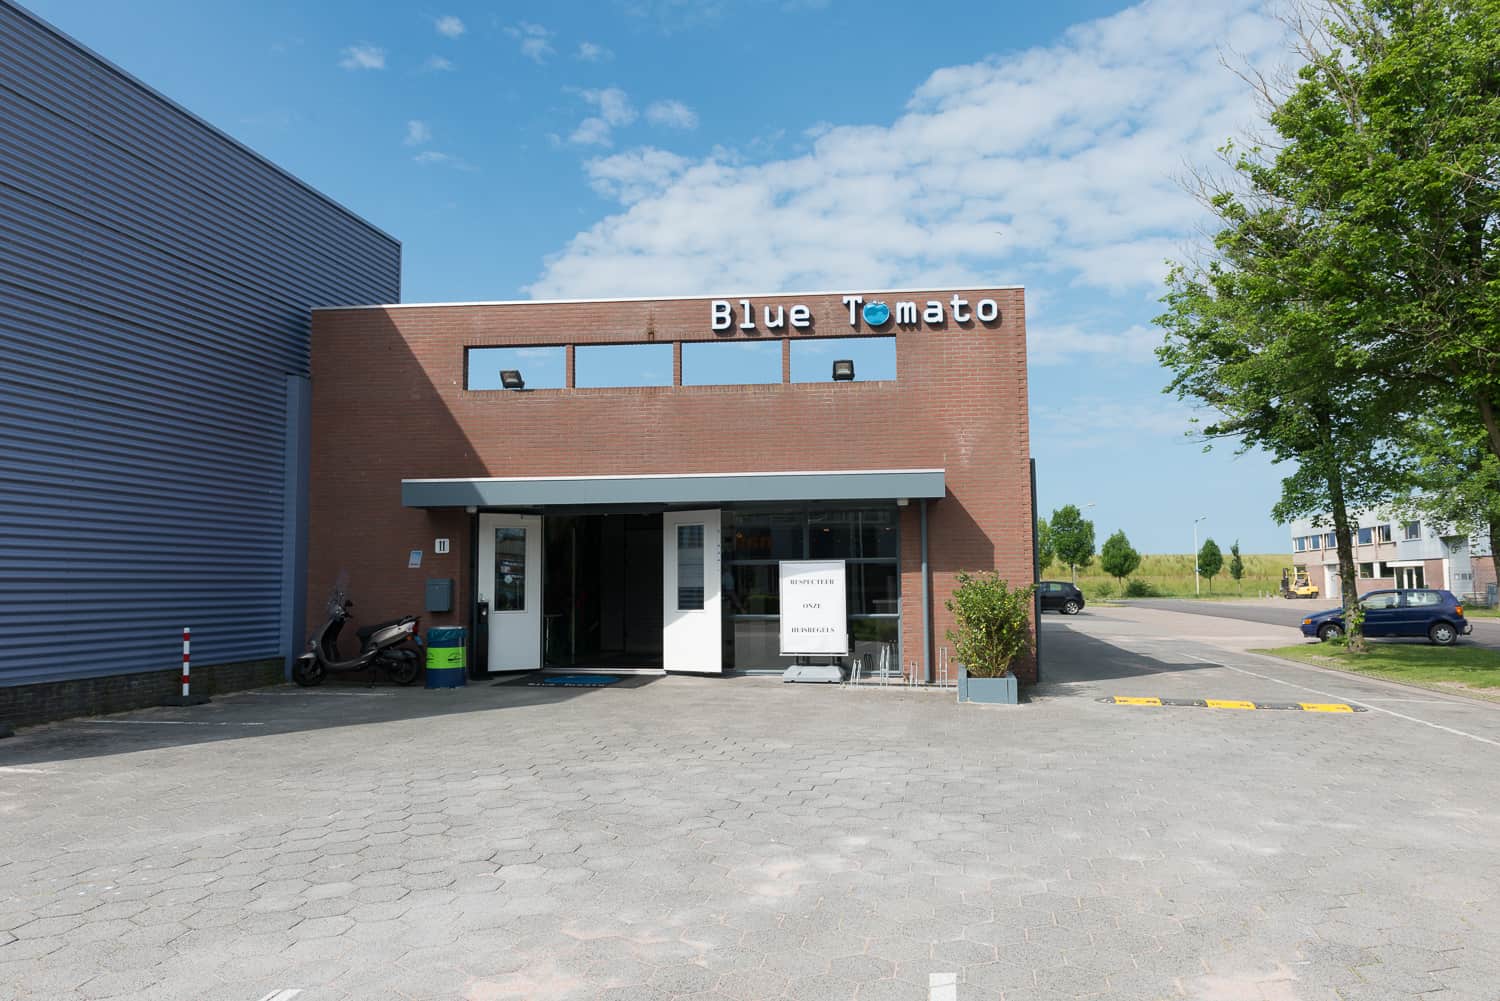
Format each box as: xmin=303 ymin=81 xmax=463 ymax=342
xmin=1288 ymin=512 xmax=1496 ymax=602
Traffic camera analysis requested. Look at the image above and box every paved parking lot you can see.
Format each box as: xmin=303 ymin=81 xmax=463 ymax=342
xmin=3 ymin=608 xmax=1499 ymax=1001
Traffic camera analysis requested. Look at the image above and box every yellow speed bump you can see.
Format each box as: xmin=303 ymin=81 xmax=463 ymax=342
xmin=1098 ymin=697 xmax=1366 ymax=713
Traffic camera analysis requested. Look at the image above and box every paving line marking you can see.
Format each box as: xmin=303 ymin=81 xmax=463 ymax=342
xmin=1226 ymin=656 xmax=1500 ymax=749
xmin=929 ymin=972 xmax=957 ymax=1001
xmin=75 ymin=719 xmax=268 ymax=728
xmin=0 ymin=766 xmax=54 ymax=774
xmin=256 ymin=991 xmax=303 ymax=1001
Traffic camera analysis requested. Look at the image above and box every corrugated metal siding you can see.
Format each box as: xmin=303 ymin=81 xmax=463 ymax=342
xmin=0 ymin=1 xmax=400 ymax=687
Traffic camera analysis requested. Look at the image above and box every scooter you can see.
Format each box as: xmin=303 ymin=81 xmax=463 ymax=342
xmin=293 ymin=589 xmax=422 ymax=687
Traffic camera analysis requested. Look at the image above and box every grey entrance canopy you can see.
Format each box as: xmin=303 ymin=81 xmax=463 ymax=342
xmin=401 ymin=468 xmax=945 ymax=509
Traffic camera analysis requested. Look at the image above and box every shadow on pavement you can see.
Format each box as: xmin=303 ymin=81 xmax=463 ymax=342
xmin=1037 ymin=620 xmax=1221 ymax=695
xmin=0 ymin=671 xmax=681 ymax=767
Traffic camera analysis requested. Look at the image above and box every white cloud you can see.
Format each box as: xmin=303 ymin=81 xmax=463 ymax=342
xmin=507 ymin=22 xmax=555 ymax=63
xmin=581 ymin=87 xmax=636 ymax=126
xmin=569 ymin=118 xmax=615 ymax=147
xmin=645 ymin=99 xmax=698 ymax=130
xmin=577 ymin=41 xmax=613 ymax=62
xmin=435 ymin=15 xmax=465 ymax=38
xmin=586 ymin=147 xmax=691 ymax=203
xmin=527 ymin=0 xmax=1288 ymax=333
xmin=423 ymin=55 xmax=455 ymax=72
xmin=1027 ymin=323 xmax=1162 ymax=366
xmin=338 ymin=44 xmax=385 ymax=71
xmin=413 ymin=150 xmax=477 ymax=171
xmin=567 ymin=87 xmax=638 ymax=146
xmin=404 ymin=120 xmax=432 ymax=146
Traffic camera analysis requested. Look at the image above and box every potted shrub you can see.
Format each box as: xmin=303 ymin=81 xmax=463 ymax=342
xmin=946 ymin=571 xmax=1033 ymax=704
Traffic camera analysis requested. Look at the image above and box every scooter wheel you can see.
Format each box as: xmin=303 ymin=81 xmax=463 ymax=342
xmin=293 ymin=658 xmax=326 ymax=687
xmin=386 ymin=648 xmax=421 ymax=687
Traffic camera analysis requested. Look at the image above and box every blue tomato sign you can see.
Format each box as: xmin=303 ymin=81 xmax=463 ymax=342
xmin=861 ymin=301 xmax=891 ymax=326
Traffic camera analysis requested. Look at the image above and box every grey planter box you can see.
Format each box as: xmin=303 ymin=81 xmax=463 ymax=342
xmin=957 ymin=665 xmax=1019 ymax=704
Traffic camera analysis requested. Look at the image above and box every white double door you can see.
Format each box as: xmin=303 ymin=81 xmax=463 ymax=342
xmin=477 ymin=510 xmax=721 ymax=673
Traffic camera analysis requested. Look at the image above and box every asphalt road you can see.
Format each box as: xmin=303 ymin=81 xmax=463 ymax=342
xmin=1127 ymin=596 xmax=1500 ymax=649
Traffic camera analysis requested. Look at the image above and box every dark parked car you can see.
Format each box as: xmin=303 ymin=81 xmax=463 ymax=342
xmin=1038 ymin=580 xmax=1085 ymax=615
xmin=1300 ymin=588 xmax=1472 ymax=646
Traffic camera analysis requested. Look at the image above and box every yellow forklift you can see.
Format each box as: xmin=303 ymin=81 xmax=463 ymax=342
xmin=1280 ymin=565 xmax=1320 ymax=599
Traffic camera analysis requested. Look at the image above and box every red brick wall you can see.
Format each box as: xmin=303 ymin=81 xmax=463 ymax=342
xmin=307 ymin=289 xmax=1035 ymax=680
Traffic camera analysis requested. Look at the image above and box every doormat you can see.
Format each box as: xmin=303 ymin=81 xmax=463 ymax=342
xmin=530 ymin=674 xmax=623 ymax=688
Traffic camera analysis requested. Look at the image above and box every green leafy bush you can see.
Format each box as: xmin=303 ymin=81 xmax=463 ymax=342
xmin=1089 ymin=581 xmax=1115 ymax=600
xmin=1124 ymin=578 xmax=1159 ymax=598
xmin=945 ymin=572 xmax=1034 ymax=678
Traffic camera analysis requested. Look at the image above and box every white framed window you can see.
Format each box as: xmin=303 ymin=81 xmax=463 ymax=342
xmin=1378 ymin=525 xmax=1393 ymax=543
xmin=1324 ymin=532 xmax=1337 ymax=548
xmin=1404 ymin=521 xmax=1422 ymax=541
xmin=1358 ymin=562 xmax=1374 ymax=579
xmin=1294 ymin=536 xmax=1306 ymax=552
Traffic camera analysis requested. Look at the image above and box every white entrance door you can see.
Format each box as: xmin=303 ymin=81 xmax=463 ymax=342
xmin=662 ymin=509 xmax=722 ymax=673
xmin=477 ymin=513 xmax=542 ymax=671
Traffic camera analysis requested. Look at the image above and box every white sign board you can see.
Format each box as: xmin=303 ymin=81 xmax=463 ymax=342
xmin=779 ymin=560 xmax=848 ymax=656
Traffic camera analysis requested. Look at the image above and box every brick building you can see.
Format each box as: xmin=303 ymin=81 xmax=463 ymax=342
xmin=308 ymin=288 xmax=1036 ymax=682
xmin=1289 ymin=512 xmax=1496 ymax=603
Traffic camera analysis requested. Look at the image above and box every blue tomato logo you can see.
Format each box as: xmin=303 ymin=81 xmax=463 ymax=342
xmin=862 ymin=301 xmax=891 ymax=326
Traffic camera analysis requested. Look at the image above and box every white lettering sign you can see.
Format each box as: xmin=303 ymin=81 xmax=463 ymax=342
xmin=710 ymin=295 xmax=1001 ymax=333
xmin=779 ymin=560 xmax=848 ymax=656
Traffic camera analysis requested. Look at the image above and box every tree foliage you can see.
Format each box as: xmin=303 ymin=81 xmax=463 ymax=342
xmin=945 ymin=572 xmax=1034 ymax=678
xmin=1229 ymin=540 xmax=1246 ymax=587
xmin=1099 ymin=530 xmax=1143 ymax=586
xmin=1198 ymin=538 xmax=1224 ymax=591
xmin=1049 ymin=505 xmax=1096 ymax=581
xmin=1036 ymin=517 xmax=1055 ymax=572
xmin=1154 ymin=0 xmax=1500 ymax=648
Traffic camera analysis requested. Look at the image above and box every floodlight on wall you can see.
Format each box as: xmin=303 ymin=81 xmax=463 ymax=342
xmin=500 ymin=369 xmax=525 ymax=390
xmin=832 ymin=359 xmax=855 ymax=382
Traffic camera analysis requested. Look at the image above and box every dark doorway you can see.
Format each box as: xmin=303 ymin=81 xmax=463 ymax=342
xmin=544 ymin=513 xmax=663 ymax=669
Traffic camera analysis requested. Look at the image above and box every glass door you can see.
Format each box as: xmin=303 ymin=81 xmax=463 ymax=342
xmin=662 ymin=509 xmax=722 ymax=673
xmin=477 ymin=513 xmax=542 ymax=671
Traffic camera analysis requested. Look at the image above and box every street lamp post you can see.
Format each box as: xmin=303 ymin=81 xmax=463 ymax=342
xmin=1193 ymin=516 xmax=1207 ymax=597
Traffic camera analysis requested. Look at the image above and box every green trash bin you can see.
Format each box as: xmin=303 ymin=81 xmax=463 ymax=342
xmin=425 ymin=627 xmax=467 ymax=689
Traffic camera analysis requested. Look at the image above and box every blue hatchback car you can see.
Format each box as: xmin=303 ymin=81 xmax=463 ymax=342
xmin=1300 ymin=588 xmax=1473 ymax=646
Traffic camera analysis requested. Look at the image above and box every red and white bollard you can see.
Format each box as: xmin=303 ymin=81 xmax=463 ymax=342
xmin=165 ymin=626 xmax=208 ymax=705
xmin=181 ymin=627 xmax=191 ymax=698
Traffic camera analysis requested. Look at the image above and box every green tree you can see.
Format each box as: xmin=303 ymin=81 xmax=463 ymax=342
xmin=1198 ymin=538 xmax=1224 ymax=593
xmin=1228 ymin=540 xmax=1246 ymax=591
xmin=1099 ymin=530 xmax=1142 ymax=588
xmin=1274 ymin=1 xmax=1500 ymax=479
xmin=1049 ymin=505 xmax=1096 ymax=582
xmin=1036 ymin=517 xmax=1055 ymax=573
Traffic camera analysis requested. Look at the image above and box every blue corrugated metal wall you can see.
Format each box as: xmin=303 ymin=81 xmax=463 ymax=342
xmin=0 ymin=1 xmax=400 ymax=687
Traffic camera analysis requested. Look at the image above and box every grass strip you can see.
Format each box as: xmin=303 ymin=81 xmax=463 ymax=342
xmin=1254 ymin=642 xmax=1500 ymax=703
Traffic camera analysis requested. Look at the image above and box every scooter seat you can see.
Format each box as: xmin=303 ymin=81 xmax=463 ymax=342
xmin=356 ymin=617 xmax=409 ymax=641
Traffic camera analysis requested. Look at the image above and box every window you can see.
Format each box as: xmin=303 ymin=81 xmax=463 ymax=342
xmin=1358 ymin=562 xmax=1374 ymax=579
xmin=1361 ymin=592 xmax=1400 ymax=610
xmin=1377 ymin=525 xmax=1393 ymax=543
xmin=790 ymin=336 xmax=896 ymax=383
xmin=494 ymin=528 xmax=527 ymax=611
xmin=722 ymin=506 xmax=900 ymax=672
xmin=1325 ymin=532 xmax=1336 ymax=549
xmin=682 ymin=341 xmax=782 ymax=386
xmin=466 ymin=346 xmax=566 ymax=390
xmin=1357 ymin=527 xmax=1373 ymax=546
xmin=1407 ymin=590 xmax=1441 ymax=606
xmin=1295 ymin=537 xmax=1307 ymax=552
xmin=1404 ymin=521 xmax=1422 ymax=541
xmin=676 ymin=524 xmax=705 ymax=610
xmin=575 ymin=343 xmax=674 ymax=388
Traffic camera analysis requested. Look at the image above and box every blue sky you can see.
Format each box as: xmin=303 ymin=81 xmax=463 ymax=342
xmin=28 ymin=0 xmax=1293 ymax=553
